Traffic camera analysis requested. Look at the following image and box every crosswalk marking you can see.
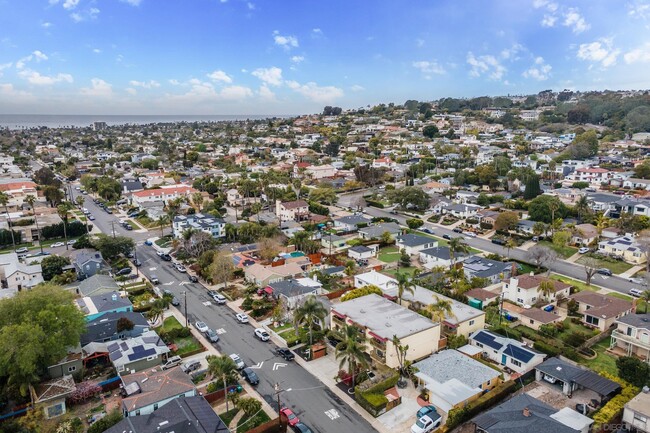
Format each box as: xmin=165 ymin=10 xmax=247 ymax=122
xmin=202 ymin=301 xmax=212 ymax=306
xmin=324 ymin=409 xmax=340 ymax=420
xmin=215 ymin=328 xmax=227 ymax=334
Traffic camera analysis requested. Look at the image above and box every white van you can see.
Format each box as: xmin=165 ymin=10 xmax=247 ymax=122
xmin=629 ymin=288 xmax=645 ymax=298
xmin=162 ymin=355 xmax=182 ymax=370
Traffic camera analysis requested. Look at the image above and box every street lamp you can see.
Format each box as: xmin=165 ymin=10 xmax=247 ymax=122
xmin=181 ymin=290 xmax=188 ymax=328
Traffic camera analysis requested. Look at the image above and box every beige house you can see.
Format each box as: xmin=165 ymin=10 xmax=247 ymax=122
xmin=502 ymin=274 xmax=571 ymax=307
xmin=598 ymin=235 xmax=646 ymax=265
xmin=275 ymin=199 xmax=309 ymax=222
xmin=244 ymin=262 xmax=304 ymax=287
xmin=330 ymin=294 xmax=440 ymax=368
xmin=610 ymin=313 xmax=650 ymax=363
xmin=568 ymin=291 xmax=633 ymax=332
xmin=520 ymin=308 xmax=563 ymax=331
xmin=305 ymin=164 xmax=337 ymax=179
xmin=623 ymin=391 xmax=650 ymax=433
xmin=572 ymin=223 xmax=599 ymax=246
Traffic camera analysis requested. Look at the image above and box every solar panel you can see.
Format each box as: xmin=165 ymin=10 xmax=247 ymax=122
xmin=473 ymin=331 xmax=502 ymax=350
xmin=504 ymin=344 xmax=535 ymax=363
xmin=132 ymin=345 xmax=145 ymax=354
xmin=142 ymin=336 xmax=159 ymax=344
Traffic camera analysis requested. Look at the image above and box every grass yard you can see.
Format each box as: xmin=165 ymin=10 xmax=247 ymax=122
xmin=580 ymin=337 xmax=619 ymax=377
xmin=576 ymin=255 xmax=633 ymax=275
xmin=550 ymin=274 xmax=599 ymax=292
xmin=218 ymin=409 xmax=240 ymax=427
xmin=538 ymin=241 xmax=578 ymax=259
xmin=378 ymin=246 xmax=400 ymax=263
xmin=237 ymin=410 xmax=271 ymax=433
xmin=608 ymin=292 xmax=633 ymax=301
xmin=173 ymin=337 xmax=203 ymax=356
xmin=384 ymin=266 xmax=419 ymax=277
xmin=155 ymin=235 xmax=173 ymax=248
xmin=269 ymin=322 xmax=293 ymax=333
xmin=515 ymin=262 xmax=537 ymax=275
xmin=278 ymin=328 xmax=300 ymax=346
xmin=160 ymin=316 xmax=183 ymax=332
xmin=560 ymin=318 xmax=598 ymax=339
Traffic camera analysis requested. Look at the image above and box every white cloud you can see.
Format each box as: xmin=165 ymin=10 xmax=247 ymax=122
xmin=258 ymin=84 xmax=275 ymax=100
xmin=286 ymin=80 xmax=343 ymax=103
xmin=541 ymin=14 xmax=557 ymax=27
xmin=412 ymin=60 xmax=446 ymax=78
xmin=168 ymin=79 xmax=181 ymax=85
xmin=129 ymin=80 xmax=160 ymax=88
xmin=290 ymin=56 xmax=304 ymax=64
xmin=273 ymin=31 xmax=298 ymax=50
xmin=522 ymin=57 xmax=552 ymax=80
xmin=247 ymin=2 xmax=255 ymax=10
xmin=624 ymin=42 xmax=650 ymax=63
xmin=251 ymin=67 xmax=283 ymax=86
xmin=628 ymin=0 xmax=650 ymax=21
xmin=207 ymin=70 xmax=233 ymax=83
xmin=92 ymin=48 xmax=101 ymax=53
xmin=81 ymin=78 xmax=113 ymax=97
xmin=312 ymin=28 xmax=323 ymax=38
xmin=165 ymin=80 xmax=253 ymax=104
xmin=42 ymin=22 xmax=53 ymax=28
xmin=63 ymin=0 xmax=79 ymax=10
xmin=126 ymin=88 xmax=137 ymax=95
xmin=500 ymin=43 xmax=525 ymax=60
xmin=0 ymin=62 xmax=12 ymax=78
xmin=16 ymin=50 xmax=48 ymax=69
xmin=350 ymin=84 xmax=365 ymax=92
xmin=577 ymin=38 xmax=620 ymax=67
xmin=120 ymin=0 xmax=142 ymax=5
xmin=532 ymin=0 xmax=557 ymax=10
xmin=18 ymin=69 xmax=73 ymax=85
xmin=70 ymin=7 xmax=99 ymax=22
xmin=466 ymin=52 xmax=506 ymax=80
xmin=563 ymin=8 xmax=590 ymax=33
xmin=220 ymin=85 xmax=253 ymax=100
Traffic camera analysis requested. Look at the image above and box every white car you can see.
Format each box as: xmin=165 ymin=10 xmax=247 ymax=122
xmin=213 ymin=293 xmax=227 ymax=304
xmin=51 ymin=242 xmax=65 ymax=248
xmin=229 ymin=353 xmax=245 ymax=369
xmin=236 ymin=313 xmax=249 ymax=323
xmin=411 ymin=415 xmax=441 ymax=433
xmin=194 ymin=321 xmax=209 ymax=333
xmin=67 ymin=239 xmax=77 ymax=245
xmin=578 ymin=247 xmax=590 ymax=254
xmin=254 ymin=328 xmax=270 ymax=342
xmin=175 ymin=263 xmax=187 ymax=273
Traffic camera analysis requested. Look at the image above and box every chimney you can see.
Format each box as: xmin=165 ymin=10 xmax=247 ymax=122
xmin=523 ymin=407 xmax=530 ymax=417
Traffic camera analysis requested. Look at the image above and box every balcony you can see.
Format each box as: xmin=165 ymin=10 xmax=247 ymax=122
xmin=369 ymin=337 xmax=386 ymax=350
xmin=611 ymin=330 xmax=650 ymax=359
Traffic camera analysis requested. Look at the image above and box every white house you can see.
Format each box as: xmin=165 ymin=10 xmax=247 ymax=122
xmin=371 ymin=157 xmax=395 ymax=169
xmin=354 ymin=270 xmax=397 ymax=291
xmin=396 ymin=233 xmax=438 ymax=255
xmin=275 ymin=200 xmax=310 ymax=222
xmin=131 ymin=185 xmax=197 ymax=207
xmin=348 ymin=244 xmax=378 ymax=260
xmin=0 ymin=252 xmax=43 ymax=295
xmin=172 ymin=213 xmax=225 ymax=239
xmin=305 ymin=164 xmax=337 ymax=179
xmin=469 ymin=329 xmax=546 ymax=374
xmin=501 ymin=274 xmax=571 ymax=307
xmin=419 ymin=246 xmax=469 ymax=270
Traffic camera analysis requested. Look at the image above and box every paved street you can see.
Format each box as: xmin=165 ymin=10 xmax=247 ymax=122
xmin=360 ymin=204 xmax=640 ymax=295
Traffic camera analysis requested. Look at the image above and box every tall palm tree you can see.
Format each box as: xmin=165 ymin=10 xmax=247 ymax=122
xmin=57 ymin=202 xmax=72 ymax=250
xmin=207 ymin=355 xmax=238 ymax=412
xmin=537 ymin=280 xmax=555 ymax=302
xmin=448 ymin=237 xmax=470 ymax=267
xmin=395 ymin=272 xmax=415 ymax=305
xmin=505 ymin=238 xmax=516 ymax=259
xmin=595 ymin=213 xmax=610 ymax=235
xmin=574 ymin=195 xmax=590 ymax=223
xmin=0 ymin=191 xmax=16 ymax=252
xmin=192 ymin=192 xmax=204 ymax=212
xmin=166 ymin=197 xmax=185 ymax=237
xmin=25 ymin=195 xmax=43 ymax=254
xmin=293 ymin=295 xmax=327 ymax=348
xmin=426 ymin=295 xmax=455 ymax=324
xmin=335 ymin=324 xmax=369 ymax=389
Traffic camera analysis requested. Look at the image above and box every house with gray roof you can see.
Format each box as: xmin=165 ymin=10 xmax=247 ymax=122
xmin=81 ymin=311 xmax=150 ymax=346
xmin=334 ymin=214 xmax=372 ymax=231
xmin=74 ymin=251 xmax=109 ymax=278
xmin=535 ymin=357 xmax=620 ymax=399
xmin=348 ymin=244 xmax=378 ymax=260
xmin=76 ymin=291 xmax=133 ymax=322
xmin=74 ymin=274 xmax=120 ymax=297
xmin=462 ymin=257 xmax=513 ymax=284
xmin=267 ymin=278 xmax=323 ymax=309
xmin=173 ymin=213 xmax=225 ymax=239
xmin=396 ymin=233 xmax=438 ymax=255
xmin=120 ymin=367 xmax=197 ymax=417
xmin=470 ymin=330 xmax=546 ymax=373
xmin=413 ymin=349 xmax=502 ymax=415
xmin=598 ymin=235 xmax=645 ymax=265
xmin=473 ymin=393 xmax=592 ymax=433
xmin=358 ymin=222 xmax=401 ymax=240
xmin=611 ymin=313 xmax=650 ymax=362
xmin=108 ymin=330 xmax=170 ymax=375
xmin=419 ymin=246 xmax=469 ymax=270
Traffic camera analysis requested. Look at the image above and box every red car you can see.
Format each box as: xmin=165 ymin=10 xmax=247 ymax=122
xmin=280 ymin=407 xmax=300 ymax=427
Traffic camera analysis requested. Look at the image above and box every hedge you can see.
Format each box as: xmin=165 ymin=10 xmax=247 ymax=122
xmin=308 ymin=201 xmax=329 ymax=216
xmin=366 ymin=199 xmax=385 ymax=209
xmin=355 ymin=369 xmax=399 ymax=394
xmin=533 ymin=341 xmax=561 ymax=357
xmin=356 ymin=392 xmax=388 ymax=417
xmin=0 ymin=229 xmax=21 ymax=247
xmin=446 ymin=380 xmax=517 ymax=430
xmin=591 ymin=372 xmax=640 ymax=429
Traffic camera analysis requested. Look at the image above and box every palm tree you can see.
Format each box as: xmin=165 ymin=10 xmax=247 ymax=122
xmin=448 ymin=237 xmax=470 ymax=267
xmin=595 ymin=213 xmax=610 ymax=235
xmin=334 ymin=324 xmax=369 ymax=389
xmin=75 ymin=195 xmax=89 ymax=235
xmin=574 ymin=195 xmax=590 ymax=223
xmin=505 ymin=238 xmax=516 ymax=259
xmin=207 ymin=355 xmax=238 ymax=412
xmin=57 ymin=202 xmax=72 ymax=250
xmin=146 ymin=303 xmax=164 ymax=323
xmin=639 ymin=290 xmax=650 ymax=314
xmin=157 ymin=215 xmax=168 ymax=237
xmin=395 ymin=272 xmax=415 ymax=305
xmin=25 ymin=195 xmax=43 ymax=254
xmin=192 ymin=192 xmax=204 ymax=212
xmin=293 ymin=295 xmax=327 ymax=349
xmin=537 ymin=280 xmax=555 ymax=303
xmin=0 ymin=191 xmax=16 ymax=252
xmin=426 ymin=295 xmax=455 ymax=323
xmin=237 ymin=397 xmax=262 ymax=418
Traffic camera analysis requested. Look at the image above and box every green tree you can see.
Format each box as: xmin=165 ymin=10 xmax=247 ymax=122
xmin=537 ymin=280 xmax=555 ymax=301
xmin=406 ymin=218 xmax=424 ymax=229
xmin=237 ymin=396 xmax=263 ymax=418
xmin=340 ymin=285 xmax=383 ymax=301
xmin=523 ymin=175 xmax=542 ymax=200
xmin=574 ymin=195 xmax=591 ymax=223
xmin=399 ymin=248 xmax=411 ymax=268
xmin=494 ymin=211 xmax=519 ymax=232
xmin=422 ymin=125 xmax=439 ymax=139
xmin=552 ymin=230 xmax=571 ymax=248
xmin=41 ymin=255 xmax=71 ymax=281
xmin=532 ymin=221 xmax=547 ymax=237
xmin=334 ymin=325 xmax=369 ymax=389
xmin=206 ymin=355 xmax=239 ymax=412
xmin=43 ymin=185 xmax=64 ymax=207
xmin=0 ymin=284 xmax=86 ymax=395
xmin=426 ymin=295 xmax=455 ymax=323
xmin=528 ymin=195 xmax=567 ymax=223
xmin=386 ymin=186 xmax=430 ymax=211
xmin=640 ymin=290 xmax=650 ymax=313
xmin=92 ymin=234 xmax=135 ymax=261
xmin=616 ymin=356 xmax=650 ymax=387
xmin=634 ymin=161 xmax=650 ymax=180
xmin=395 ymin=272 xmax=415 ymax=305
xmin=309 ymin=187 xmax=338 ymax=205
xmin=293 ymin=295 xmax=327 ymax=348
xmin=449 ymin=237 xmax=470 ymax=267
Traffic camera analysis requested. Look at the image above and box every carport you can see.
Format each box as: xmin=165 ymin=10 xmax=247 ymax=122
xmin=572 ymin=370 xmax=621 ymax=402
xmin=535 ymin=357 xmax=621 ymax=401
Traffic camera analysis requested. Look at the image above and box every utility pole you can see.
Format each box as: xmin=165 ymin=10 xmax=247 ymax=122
xmin=182 ymin=291 xmax=188 ymax=328
xmin=111 ymin=221 xmax=116 ymax=238
xmin=274 ymin=383 xmax=283 ymax=427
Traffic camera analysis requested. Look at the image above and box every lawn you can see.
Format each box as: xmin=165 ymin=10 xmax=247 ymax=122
xmin=559 ymin=318 xmax=598 ymax=339
xmin=538 ymin=241 xmax=578 ymax=259
xmin=576 ymin=255 xmax=633 ymax=275
xmin=237 ymin=410 xmax=271 ymax=433
xmin=384 ymin=266 xmax=419 ymax=277
xmin=607 ymin=292 xmax=633 ymax=301
xmin=173 ymin=337 xmax=203 ymax=356
xmin=550 ymin=274 xmax=599 ymax=292
xmin=218 ymin=408 xmax=240 ymax=428
xmin=160 ymin=316 xmax=184 ymax=332
xmin=378 ymin=246 xmax=400 ymax=263
xmin=155 ymin=236 xmax=172 ymax=248
xmin=580 ymin=337 xmax=619 ymax=377
xmin=269 ymin=322 xmax=293 ymax=333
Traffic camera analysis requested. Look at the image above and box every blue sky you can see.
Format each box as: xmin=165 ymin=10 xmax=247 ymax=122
xmin=0 ymin=0 xmax=649 ymax=114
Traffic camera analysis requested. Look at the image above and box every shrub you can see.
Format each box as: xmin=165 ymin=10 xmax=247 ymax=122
xmin=206 ymin=382 xmax=219 ymax=393
xmin=446 ymin=380 xmax=516 ymax=429
xmin=355 ymin=369 xmax=399 ymax=394
xmin=561 ymin=331 xmax=587 ymax=347
xmin=87 ymin=411 xmax=123 ymax=433
xmin=539 ymin=323 xmax=559 ymax=337
xmin=361 ymin=393 xmax=388 ymax=408
xmin=480 ymin=222 xmax=494 ymax=230
xmin=591 ymin=372 xmax=640 ymax=429
xmin=366 ymin=199 xmax=385 ymax=209
xmin=466 ymin=217 xmax=479 ymax=225
xmin=241 ymin=296 xmax=253 ymax=311
xmin=533 ymin=341 xmax=561 ymax=357
xmin=406 ymin=218 xmax=424 ymax=229
xmin=341 ymin=285 xmax=383 ymax=302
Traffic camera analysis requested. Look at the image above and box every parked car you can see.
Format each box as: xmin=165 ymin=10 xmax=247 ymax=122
xmin=189 ymin=275 xmax=198 ymax=283
xmin=629 ymin=288 xmax=646 ymax=297
xmin=171 ymin=297 xmax=180 ymax=306
xmin=236 ymin=313 xmax=249 ymax=323
xmin=88 ymin=214 xmax=95 ymax=220
xmin=181 ymin=360 xmax=201 ymax=373
xmin=128 ymin=211 xmax=140 ymax=218
xmin=124 ymin=224 xmax=133 ymax=231
xmin=194 ymin=321 xmax=209 ymax=333
xmin=254 ymin=328 xmax=270 ymax=341
xmin=578 ymin=247 xmax=590 ymax=254
xmin=280 ymin=407 xmax=300 ymax=427
xmin=463 ymin=231 xmax=477 ymax=238
xmin=491 ymin=238 xmax=506 ymax=245
xmin=442 ymin=234 xmax=451 ymax=240
xmin=240 ymin=367 xmax=259 ymax=385
xmin=150 ymin=274 xmax=159 ymax=285
xmin=629 ymin=278 xmax=647 ymax=286
xmin=213 ymin=293 xmax=227 ymax=304
xmin=276 ymin=348 xmax=295 ymax=361
xmin=229 ymin=353 xmax=245 ymax=369
xmin=162 ymin=355 xmax=183 ymax=370
xmin=543 ymin=374 xmax=557 ymax=384
xmin=597 ymin=268 xmax=612 ymax=276
xmin=411 ymin=414 xmax=441 ymax=433
xmin=105 ymin=208 xmax=113 ymax=214
xmin=15 ymin=247 xmax=29 ymax=254
xmin=205 ymin=329 xmax=220 ymax=343
xmin=422 ymin=228 xmax=433 ymax=234
xmin=144 ymin=239 xmax=153 ymax=246
xmin=51 ymin=242 xmax=65 ymax=248
xmin=452 ymin=227 xmax=463 ymax=233
xmin=416 ymin=406 xmax=438 ymax=420
xmin=175 ymin=263 xmax=187 ymax=273
xmin=133 ymin=259 xmax=142 ymax=267
xmin=161 ymin=253 xmax=172 ymax=261
xmin=292 ymin=423 xmax=313 ymax=433
xmin=67 ymin=239 xmax=77 ymax=245
xmin=115 ymin=267 xmax=132 ymax=276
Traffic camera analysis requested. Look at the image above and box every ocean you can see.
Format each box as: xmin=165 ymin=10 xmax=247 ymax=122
xmin=0 ymin=114 xmax=288 ymax=129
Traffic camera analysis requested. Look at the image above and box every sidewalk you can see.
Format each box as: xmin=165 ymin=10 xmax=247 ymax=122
xmin=620 ymin=265 xmax=644 ymax=279
xmin=565 ymin=252 xmax=582 ymax=263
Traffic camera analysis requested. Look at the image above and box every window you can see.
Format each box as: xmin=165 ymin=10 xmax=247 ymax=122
xmin=511 ymin=359 xmax=522 ymax=367
xmin=517 ymin=288 xmax=521 ymax=293
xmin=153 ymin=404 xmax=158 ymax=411
xmin=476 ymin=342 xmax=483 ymax=348
xmin=469 ymin=320 xmax=475 ymax=326
xmin=68 ymin=365 xmax=76 ymax=372
xmin=634 ymin=413 xmax=647 ymax=423
xmin=486 ymin=380 xmax=491 ymax=386
xmin=627 ymin=327 xmax=633 ymax=336
xmin=146 ymin=355 xmax=156 ymax=361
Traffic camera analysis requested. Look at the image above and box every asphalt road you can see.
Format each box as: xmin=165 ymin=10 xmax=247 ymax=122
xmin=134 ymin=244 xmax=377 ymax=433
xmin=360 ymin=205 xmax=641 ymax=295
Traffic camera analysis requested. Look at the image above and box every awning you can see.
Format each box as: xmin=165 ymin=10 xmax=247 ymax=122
xmin=368 ymin=331 xmax=387 ymax=342
xmin=263 ymin=287 xmax=273 ymax=295
xmin=331 ymin=310 xmax=346 ymax=320
xmin=573 ymin=370 xmax=621 ymax=396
